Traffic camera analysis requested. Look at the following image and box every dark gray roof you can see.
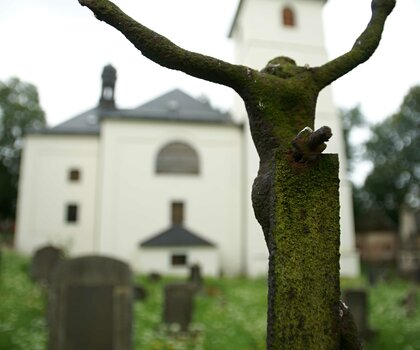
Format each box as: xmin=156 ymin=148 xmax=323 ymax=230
xmin=33 ymin=89 xmax=235 ymax=136
xmin=48 ymin=108 xmax=102 ymax=135
xmin=104 ymin=89 xmax=232 ymax=123
xmin=228 ymin=0 xmax=328 ymax=38
xmin=140 ymin=225 xmax=216 ymax=248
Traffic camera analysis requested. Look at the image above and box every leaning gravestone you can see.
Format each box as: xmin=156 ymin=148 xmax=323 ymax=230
xmin=163 ymin=283 xmax=195 ymax=332
xmin=48 ymin=256 xmax=133 ymax=350
xmin=342 ymin=288 xmax=374 ymax=341
xmin=30 ymin=245 xmax=63 ymax=285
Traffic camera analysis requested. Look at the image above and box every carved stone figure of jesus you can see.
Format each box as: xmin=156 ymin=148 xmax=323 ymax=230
xmin=77 ymin=1 xmax=396 ymax=348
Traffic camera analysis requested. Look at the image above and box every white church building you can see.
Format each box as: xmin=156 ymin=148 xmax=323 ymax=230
xmin=15 ymin=0 xmax=360 ymax=277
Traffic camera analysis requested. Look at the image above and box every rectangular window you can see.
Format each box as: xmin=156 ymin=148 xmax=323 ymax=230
xmin=68 ymin=168 xmax=81 ymax=182
xmin=171 ymin=254 xmax=187 ymax=266
xmin=171 ymin=202 xmax=184 ymax=225
xmin=66 ymin=204 xmax=78 ymax=223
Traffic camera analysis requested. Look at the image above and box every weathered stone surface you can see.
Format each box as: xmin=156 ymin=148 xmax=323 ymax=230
xmin=30 ymin=245 xmax=63 ymax=285
xmin=264 ymin=154 xmax=341 ymax=349
xmin=163 ymin=283 xmax=195 ymax=331
xmin=133 ymin=284 xmax=147 ymax=301
xmin=188 ymin=264 xmax=202 ymax=290
xmin=402 ymin=289 xmax=417 ymax=317
xmin=73 ymin=2 xmax=397 ymax=348
xmin=48 ymin=255 xmax=133 ymax=350
xmin=342 ymin=288 xmax=374 ymax=341
xmin=148 ymin=272 xmax=162 ymax=282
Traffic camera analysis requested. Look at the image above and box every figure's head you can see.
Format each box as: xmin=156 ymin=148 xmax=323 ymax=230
xmin=260 ymin=56 xmax=304 ymax=78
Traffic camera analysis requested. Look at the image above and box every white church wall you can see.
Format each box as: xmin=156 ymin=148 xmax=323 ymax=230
xmin=96 ymin=119 xmax=243 ymax=276
xmin=15 ymin=135 xmax=99 ymax=256
xmin=231 ymin=0 xmax=360 ymax=277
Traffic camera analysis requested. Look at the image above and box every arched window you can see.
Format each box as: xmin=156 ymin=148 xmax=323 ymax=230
xmin=156 ymin=142 xmax=199 ymax=175
xmin=282 ymin=7 xmax=296 ymax=27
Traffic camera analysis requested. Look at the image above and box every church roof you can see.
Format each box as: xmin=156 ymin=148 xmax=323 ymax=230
xmin=37 ymin=89 xmax=235 ymax=135
xmin=46 ymin=107 xmax=103 ymax=135
xmin=130 ymin=89 xmax=230 ymax=123
xmin=140 ymin=225 xmax=216 ymax=248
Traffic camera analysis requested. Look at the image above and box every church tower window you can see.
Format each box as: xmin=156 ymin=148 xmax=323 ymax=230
xmin=156 ymin=142 xmax=199 ymax=175
xmin=282 ymin=6 xmax=296 ymax=27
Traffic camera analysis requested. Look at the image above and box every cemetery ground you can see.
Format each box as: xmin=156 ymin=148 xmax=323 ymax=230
xmin=0 ymin=249 xmax=419 ymax=350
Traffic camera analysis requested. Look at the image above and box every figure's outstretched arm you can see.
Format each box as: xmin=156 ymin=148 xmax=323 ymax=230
xmin=78 ymin=0 xmax=248 ymax=91
xmin=313 ymin=0 xmax=396 ymax=90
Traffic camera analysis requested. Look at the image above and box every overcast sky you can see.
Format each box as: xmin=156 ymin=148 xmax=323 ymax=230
xmin=1 ymin=0 xmax=419 ymax=127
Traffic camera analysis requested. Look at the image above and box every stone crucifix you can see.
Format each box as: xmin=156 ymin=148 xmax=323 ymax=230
xmin=78 ymin=0 xmax=396 ymax=348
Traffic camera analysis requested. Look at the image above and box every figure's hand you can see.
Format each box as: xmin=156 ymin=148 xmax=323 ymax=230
xmin=291 ymin=126 xmax=332 ymax=163
xmin=371 ymin=0 xmax=396 ymax=15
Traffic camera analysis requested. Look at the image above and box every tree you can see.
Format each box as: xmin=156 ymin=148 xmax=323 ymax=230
xmin=77 ymin=0 xmax=395 ymax=348
xmin=363 ymin=85 xmax=420 ymax=223
xmin=0 ymin=78 xmax=46 ymax=221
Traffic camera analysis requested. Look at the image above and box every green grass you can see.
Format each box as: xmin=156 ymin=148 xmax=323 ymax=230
xmin=366 ymin=280 xmax=420 ymax=350
xmin=1 ymin=249 xmax=419 ymax=349
xmin=0 ymin=249 xmax=46 ymax=350
xmin=133 ymin=275 xmax=267 ymax=349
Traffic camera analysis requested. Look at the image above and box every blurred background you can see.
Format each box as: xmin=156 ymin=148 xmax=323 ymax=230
xmin=0 ymin=0 xmax=419 ymax=349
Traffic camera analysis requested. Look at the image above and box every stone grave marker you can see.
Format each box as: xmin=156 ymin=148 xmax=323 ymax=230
xmin=163 ymin=283 xmax=195 ymax=332
xmin=402 ymin=289 xmax=417 ymax=317
xmin=148 ymin=272 xmax=162 ymax=283
xmin=342 ymin=288 xmax=374 ymax=341
xmin=188 ymin=264 xmax=202 ymax=290
xmin=414 ymin=266 xmax=420 ymax=283
xmin=133 ymin=284 xmax=147 ymax=301
xmin=30 ymin=245 xmax=63 ymax=285
xmin=48 ymin=255 xmax=133 ymax=350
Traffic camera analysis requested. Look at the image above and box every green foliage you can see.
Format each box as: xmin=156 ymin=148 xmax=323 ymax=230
xmin=0 ymin=78 xmax=46 ymax=219
xmin=132 ymin=275 xmax=267 ymax=349
xmin=341 ymin=85 xmax=420 ymax=224
xmin=366 ymin=280 xmax=420 ymax=350
xmin=0 ymin=249 xmax=47 ymax=350
xmin=363 ymin=85 xmax=420 ymax=222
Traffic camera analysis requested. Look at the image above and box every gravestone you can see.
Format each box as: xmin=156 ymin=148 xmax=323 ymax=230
xmin=163 ymin=283 xmax=195 ymax=332
xmin=30 ymin=245 xmax=63 ymax=285
xmin=342 ymin=288 xmax=374 ymax=341
xmin=148 ymin=272 xmax=162 ymax=282
xmin=48 ymin=255 xmax=133 ymax=350
xmin=402 ymin=289 xmax=417 ymax=317
xmin=413 ymin=266 xmax=420 ymax=283
xmin=133 ymin=284 xmax=147 ymax=301
xmin=188 ymin=264 xmax=202 ymax=290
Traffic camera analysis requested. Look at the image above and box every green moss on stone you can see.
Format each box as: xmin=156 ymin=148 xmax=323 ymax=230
xmin=266 ymin=153 xmax=341 ymax=349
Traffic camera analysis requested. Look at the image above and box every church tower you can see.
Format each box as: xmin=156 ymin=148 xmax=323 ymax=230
xmin=229 ymin=0 xmax=360 ymax=276
xmin=99 ymin=64 xmax=117 ymax=109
